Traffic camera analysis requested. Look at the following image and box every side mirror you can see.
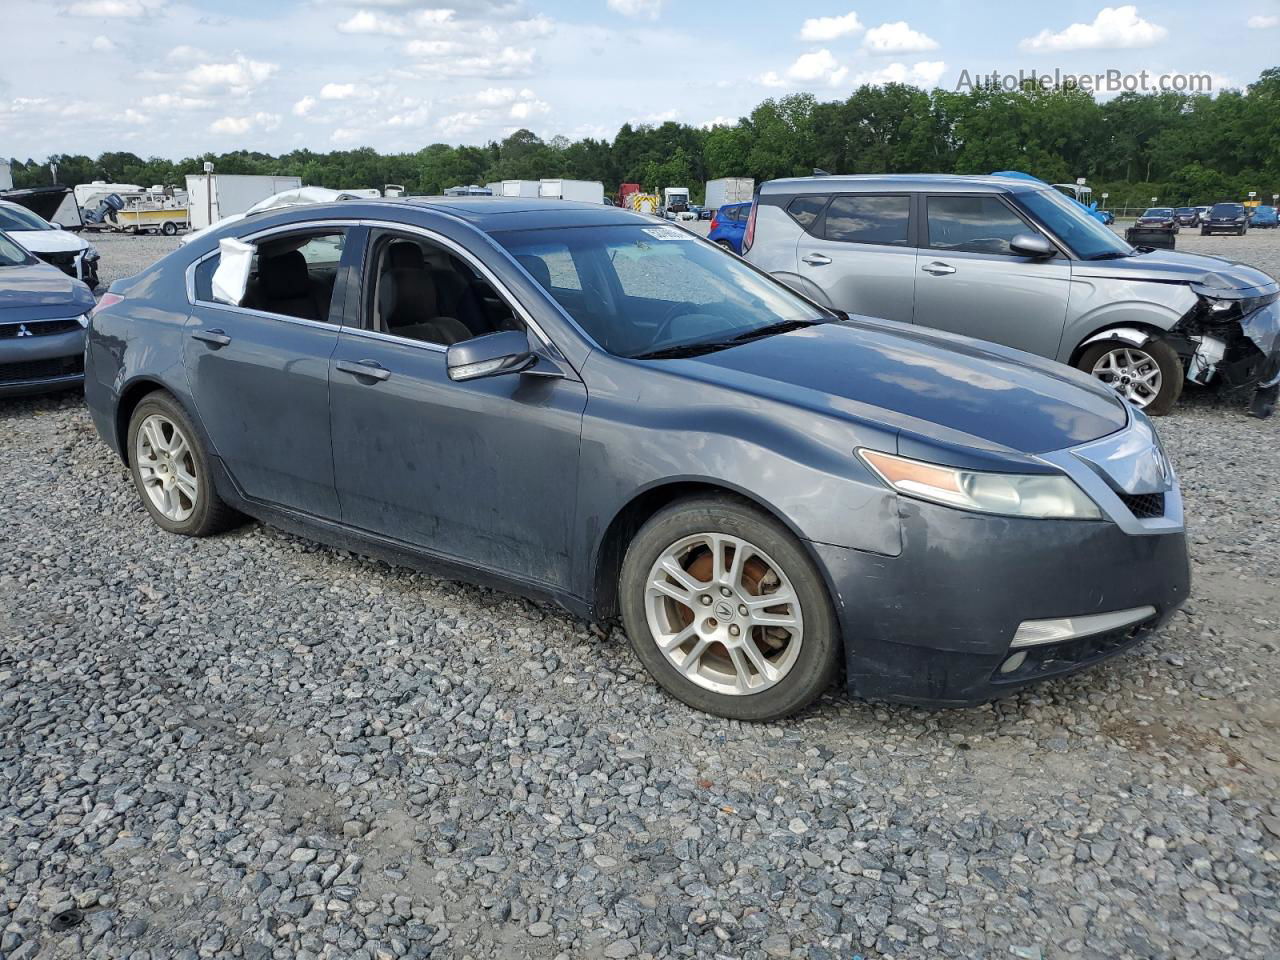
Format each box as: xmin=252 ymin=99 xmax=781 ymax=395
xmin=211 ymin=237 xmax=255 ymax=305
xmin=447 ymin=329 xmax=535 ymax=382
xmin=1010 ymin=233 xmax=1056 ymax=258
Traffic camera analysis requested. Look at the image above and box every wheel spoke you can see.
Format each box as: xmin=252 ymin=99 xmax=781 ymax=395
xmin=741 ymin=640 xmax=778 ymax=684
xmin=750 ymin=608 xmax=799 ymax=630
xmin=727 ymin=646 xmax=754 ymax=692
xmin=678 ymin=636 xmax=713 ymax=676
xmin=656 ymin=623 xmax=697 ymax=652
xmin=659 ymin=557 xmax=705 ymax=594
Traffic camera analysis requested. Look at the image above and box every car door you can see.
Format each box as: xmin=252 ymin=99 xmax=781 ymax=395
xmin=327 ymin=226 xmax=588 ymax=591
xmin=793 ymin=193 xmax=916 ymax=324
xmin=913 ymin=193 xmax=1072 ymax=358
xmin=184 ymin=226 xmax=353 ymax=516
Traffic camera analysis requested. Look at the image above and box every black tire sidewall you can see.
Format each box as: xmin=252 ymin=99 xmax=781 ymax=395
xmin=126 ymin=393 xmax=224 ymax=536
xmin=619 ymin=496 xmax=840 ymax=721
xmin=1076 ymin=338 xmax=1183 ymax=416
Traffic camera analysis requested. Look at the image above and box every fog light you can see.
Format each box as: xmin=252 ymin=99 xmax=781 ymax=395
xmin=1010 ymin=606 xmax=1155 ymax=649
xmin=999 ymin=651 xmax=1027 ymax=674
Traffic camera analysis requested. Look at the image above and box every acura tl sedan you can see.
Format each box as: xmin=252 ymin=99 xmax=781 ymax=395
xmin=85 ymin=198 xmax=1190 ymax=719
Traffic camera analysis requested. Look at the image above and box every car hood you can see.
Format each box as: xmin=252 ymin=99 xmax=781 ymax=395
xmin=1074 ymin=248 xmax=1277 ymax=293
xmin=668 ymin=319 xmax=1128 ymax=455
xmin=0 ymin=261 xmax=95 ymax=311
xmin=7 ymin=229 xmax=87 ymax=255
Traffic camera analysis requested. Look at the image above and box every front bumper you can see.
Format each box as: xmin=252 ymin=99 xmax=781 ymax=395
xmin=813 ymin=500 xmax=1190 ymax=707
xmin=0 ymin=326 xmax=86 ymax=397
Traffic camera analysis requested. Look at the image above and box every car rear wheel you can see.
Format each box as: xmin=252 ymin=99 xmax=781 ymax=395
xmin=1077 ymin=338 xmax=1182 ymax=416
xmin=715 ymin=240 xmax=734 ymax=252
xmin=127 ymin=393 xmax=240 ymax=536
xmin=619 ymin=495 xmax=840 ymax=720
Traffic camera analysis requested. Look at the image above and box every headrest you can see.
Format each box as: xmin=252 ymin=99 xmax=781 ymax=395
xmin=387 ymin=242 xmax=424 ymax=270
xmin=259 ymin=250 xmax=310 ymax=300
xmin=515 ymin=254 xmax=551 ymax=289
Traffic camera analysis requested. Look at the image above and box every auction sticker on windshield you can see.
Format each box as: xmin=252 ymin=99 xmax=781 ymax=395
xmin=641 ymin=226 xmax=693 ymax=241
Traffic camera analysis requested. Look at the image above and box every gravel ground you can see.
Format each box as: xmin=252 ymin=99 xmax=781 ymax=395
xmin=2 ymin=229 xmax=1279 ymax=960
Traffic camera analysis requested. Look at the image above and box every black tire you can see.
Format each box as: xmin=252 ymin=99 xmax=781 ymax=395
xmin=1075 ymin=337 xmax=1183 ymax=416
xmin=126 ymin=392 xmax=241 ymax=536
xmin=161 ymin=221 xmax=178 ymax=236
xmin=715 ymin=240 xmax=734 ymax=251
xmin=1201 ymin=229 xmax=1209 ymax=236
xmin=619 ymin=495 xmax=840 ymax=721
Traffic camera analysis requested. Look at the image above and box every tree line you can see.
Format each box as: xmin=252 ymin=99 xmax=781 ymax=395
xmin=9 ymin=67 xmax=1280 ymax=209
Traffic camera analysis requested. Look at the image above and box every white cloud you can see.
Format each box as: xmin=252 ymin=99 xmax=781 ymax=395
xmin=438 ymin=111 xmax=487 ymax=136
xmin=292 ymin=96 xmax=317 ymax=117
xmin=772 ymin=49 xmax=849 ymax=87
xmin=863 ymin=21 xmax=939 ymax=54
xmin=607 ymin=0 xmax=662 ymax=19
xmin=509 ymin=98 xmax=549 ymax=119
xmin=210 ymin=112 xmax=281 ymax=135
xmin=415 ymin=46 xmax=535 ymax=77
xmin=68 ymin=0 xmax=165 ymax=16
xmin=411 ymin=8 xmax=456 ymax=27
xmin=405 ymin=38 xmax=463 ymax=56
xmin=140 ymin=93 xmax=214 ymax=110
xmin=854 ymin=60 xmax=947 ymax=88
xmin=122 ymin=108 xmax=149 ymax=125
xmin=1248 ymin=14 xmax=1280 ymax=28
xmin=184 ymin=55 xmax=278 ymax=95
xmin=320 ymin=82 xmax=364 ymax=100
xmin=337 ymin=10 xmax=406 ymax=34
xmin=331 ymin=127 xmax=363 ymax=143
xmin=166 ymin=44 xmax=208 ymax=61
xmin=629 ymin=108 xmax=679 ymax=125
xmin=800 ymin=12 xmax=863 ymax=41
xmin=1020 ymin=5 xmax=1167 ymax=52
xmin=472 ymin=86 xmax=519 ymax=106
xmin=91 ymin=35 xmax=116 ymax=52
xmin=758 ymin=71 xmax=786 ymax=88
xmin=700 ymin=116 xmax=737 ymax=129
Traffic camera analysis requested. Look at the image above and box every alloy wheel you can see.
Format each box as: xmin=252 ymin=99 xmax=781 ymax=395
xmin=644 ymin=532 xmax=803 ymax=696
xmin=1091 ymin=346 xmax=1163 ymax=408
xmin=134 ymin=413 xmax=199 ymax=522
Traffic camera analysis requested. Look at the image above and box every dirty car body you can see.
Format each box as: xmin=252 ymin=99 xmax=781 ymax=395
xmin=84 ymin=198 xmax=1190 ymax=711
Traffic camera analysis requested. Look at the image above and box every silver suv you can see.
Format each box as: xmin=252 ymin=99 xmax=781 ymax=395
xmin=743 ymin=174 xmax=1280 ymax=417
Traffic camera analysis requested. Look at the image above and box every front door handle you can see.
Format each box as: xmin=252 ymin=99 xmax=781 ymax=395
xmin=191 ymin=329 xmax=232 ymax=347
xmin=335 ymin=359 xmax=391 ymax=382
xmin=922 ymin=261 xmax=956 ymax=276
xmin=801 ymin=253 xmax=832 ymax=266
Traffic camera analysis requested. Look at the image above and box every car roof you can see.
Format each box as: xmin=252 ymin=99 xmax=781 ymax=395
xmin=759 ymin=173 xmax=1044 ymax=196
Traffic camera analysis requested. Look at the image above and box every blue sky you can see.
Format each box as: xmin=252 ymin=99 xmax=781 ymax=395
xmin=2 ymin=1 xmax=1277 ymax=158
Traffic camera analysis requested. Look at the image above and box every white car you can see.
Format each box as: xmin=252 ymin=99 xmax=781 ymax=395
xmin=0 ymin=200 xmax=100 ymax=289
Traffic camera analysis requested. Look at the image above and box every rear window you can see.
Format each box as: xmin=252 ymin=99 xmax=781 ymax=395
xmin=786 ymin=196 xmax=827 ymax=231
xmin=1211 ymin=204 xmax=1244 ymax=216
xmin=824 ymin=195 xmax=910 ymax=245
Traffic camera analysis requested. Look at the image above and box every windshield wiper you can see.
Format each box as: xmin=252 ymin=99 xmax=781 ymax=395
xmin=630 ymin=319 xmax=821 ymax=361
xmin=1086 ymin=251 xmax=1132 ymax=260
xmin=724 ymin=317 xmax=822 ymax=343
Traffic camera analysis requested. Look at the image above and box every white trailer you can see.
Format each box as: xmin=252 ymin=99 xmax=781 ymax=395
xmin=704 ymin=177 xmax=753 ymax=211
xmin=185 ymin=174 xmax=303 ymax=229
xmin=0 ymin=160 xmax=12 ymax=192
xmin=496 ymin=179 xmax=541 ymax=198
xmin=538 ymin=179 xmax=605 ymax=204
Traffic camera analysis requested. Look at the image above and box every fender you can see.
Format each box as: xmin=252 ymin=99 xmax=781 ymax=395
xmin=1080 ymin=326 xmax=1154 ymax=350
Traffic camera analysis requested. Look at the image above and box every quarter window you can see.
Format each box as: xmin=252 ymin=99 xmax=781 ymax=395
xmin=193 ymin=230 xmax=346 ymax=320
xmin=926 ymin=196 xmax=1031 ymax=256
xmin=824 ymin=195 xmax=910 ymax=245
xmin=786 ymin=195 xmax=828 ymax=231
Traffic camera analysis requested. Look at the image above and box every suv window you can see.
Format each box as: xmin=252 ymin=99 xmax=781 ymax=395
xmin=926 ymin=195 xmax=1030 ymax=256
xmin=824 ymin=195 xmax=910 ymax=245
xmin=786 ymin=196 xmax=827 ymax=231
xmin=1210 ymin=203 xmax=1244 ymax=217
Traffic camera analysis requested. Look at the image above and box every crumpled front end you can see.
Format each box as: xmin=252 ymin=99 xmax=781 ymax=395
xmin=1176 ymin=274 xmax=1280 ymax=417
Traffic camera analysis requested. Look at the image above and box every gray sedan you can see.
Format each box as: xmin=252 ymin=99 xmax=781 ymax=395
xmin=85 ymin=199 xmax=1189 ymax=718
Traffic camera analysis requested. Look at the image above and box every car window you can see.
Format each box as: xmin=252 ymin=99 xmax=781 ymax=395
xmin=1013 ymin=188 xmax=1130 ymax=260
xmin=1210 ymin=203 xmax=1244 ymax=216
xmin=514 ymin=243 xmax=581 ymax=291
xmin=926 ymin=195 xmax=1031 ymax=256
xmin=0 ymin=232 xmax=36 ymax=266
xmin=365 ymin=231 xmax=520 ymax=347
xmin=611 ymin=240 xmax=720 ymax=305
xmin=1143 ymin=208 xmax=1173 ymax=217
xmin=194 ymin=229 xmax=347 ymax=321
xmin=786 ymin=196 xmax=827 ymax=231
xmin=824 ymin=195 xmax=910 ymax=245
xmin=0 ymin=205 xmax=52 ymax=232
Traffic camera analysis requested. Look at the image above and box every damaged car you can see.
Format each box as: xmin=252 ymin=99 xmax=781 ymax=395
xmin=744 ymin=174 xmax=1280 ymax=417
xmin=0 ymin=199 xmax=100 ymax=289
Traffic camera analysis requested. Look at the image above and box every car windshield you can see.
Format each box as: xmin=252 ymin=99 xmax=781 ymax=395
xmin=0 ymin=232 xmax=35 ymax=266
xmin=1144 ymin=208 xmax=1173 ymax=217
xmin=1176 ymin=207 xmax=1195 ymax=214
xmin=0 ymin=204 xmax=53 ymax=231
xmin=1211 ymin=204 xmax=1244 ymax=216
xmin=1013 ymin=187 xmax=1133 ymax=260
xmin=494 ymin=224 xmax=824 ymax=359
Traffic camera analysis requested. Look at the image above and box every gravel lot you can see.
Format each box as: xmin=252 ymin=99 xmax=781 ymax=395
xmin=2 ymin=229 xmax=1279 ymax=960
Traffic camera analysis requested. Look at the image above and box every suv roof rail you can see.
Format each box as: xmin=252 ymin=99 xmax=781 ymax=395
xmin=812 ymin=168 xmax=831 ymax=177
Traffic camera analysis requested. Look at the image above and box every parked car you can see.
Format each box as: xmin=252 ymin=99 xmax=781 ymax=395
xmin=0 ymin=199 xmax=100 ymax=289
xmin=1196 ymin=205 xmax=1212 ymax=223
xmin=0 ymin=230 xmax=96 ymax=396
xmin=1250 ymin=205 xmax=1278 ymax=228
xmin=85 ymin=197 xmax=1191 ymax=718
xmin=708 ymin=201 xmax=751 ymax=253
xmin=1202 ymin=202 xmax=1250 ymax=235
xmin=1097 ymin=209 xmax=1115 ymax=225
xmin=1135 ymin=208 xmax=1179 ymax=234
xmin=1174 ymin=207 xmax=1200 ymax=227
xmin=744 ymin=174 xmax=1280 ymax=418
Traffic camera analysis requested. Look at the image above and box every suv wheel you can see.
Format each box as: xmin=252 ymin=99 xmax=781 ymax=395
xmin=1076 ymin=339 xmax=1182 ymax=416
xmin=619 ymin=496 xmax=840 ymax=721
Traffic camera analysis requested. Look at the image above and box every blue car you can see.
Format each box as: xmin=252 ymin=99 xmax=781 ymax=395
xmin=1250 ymin=205 xmax=1278 ymax=228
xmin=708 ymin=201 xmax=751 ymax=253
xmin=0 ymin=230 xmax=96 ymax=397
xmin=84 ymin=197 xmax=1189 ymax=718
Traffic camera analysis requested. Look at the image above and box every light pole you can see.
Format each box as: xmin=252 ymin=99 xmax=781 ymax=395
xmin=203 ymin=160 xmax=214 ymax=229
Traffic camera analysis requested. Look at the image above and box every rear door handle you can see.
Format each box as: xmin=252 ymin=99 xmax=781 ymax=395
xmin=335 ymin=359 xmax=391 ymax=382
xmin=922 ymin=262 xmax=956 ymax=276
xmin=801 ymin=253 xmax=832 ymax=266
xmin=191 ymin=329 xmax=232 ymax=347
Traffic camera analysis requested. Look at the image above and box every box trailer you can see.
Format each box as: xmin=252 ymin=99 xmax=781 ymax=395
xmin=0 ymin=160 xmax=12 ymax=192
xmin=185 ymin=174 xmax=303 ymax=229
xmin=704 ymin=177 xmax=754 ymax=211
xmin=496 ymin=180 xmax=541 ymax=198
xmin=539 ymin=179 xmax=605 ymax=204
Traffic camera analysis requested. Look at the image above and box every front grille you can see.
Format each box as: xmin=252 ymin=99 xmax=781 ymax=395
xmin=36 ymin=251 xmax=78 ymax=276
xmin=0 ymin=318 xmax=82 ymax=339
xmin=0 ymin=354 xmax=84 ymax=384
xmin=992 ymin=618 xmax=1157 ymax=685
xmin=1119 ymin=492 xmax=1165 ymax=519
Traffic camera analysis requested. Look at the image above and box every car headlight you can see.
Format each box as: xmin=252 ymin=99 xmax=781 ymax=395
xmin=859 ymin=449 xmax=1101 ymax=520
xmin=83 ymin=244 xmax=100 ymax=261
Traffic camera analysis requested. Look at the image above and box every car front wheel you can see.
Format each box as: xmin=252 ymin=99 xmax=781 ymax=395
xmin=619 ymin=496 xmax=840 ymax=721
xmin=1077 ymin=338 xmax=1182 ymax=416
xmin=127 ymin=392 xmax=240 ymax=536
